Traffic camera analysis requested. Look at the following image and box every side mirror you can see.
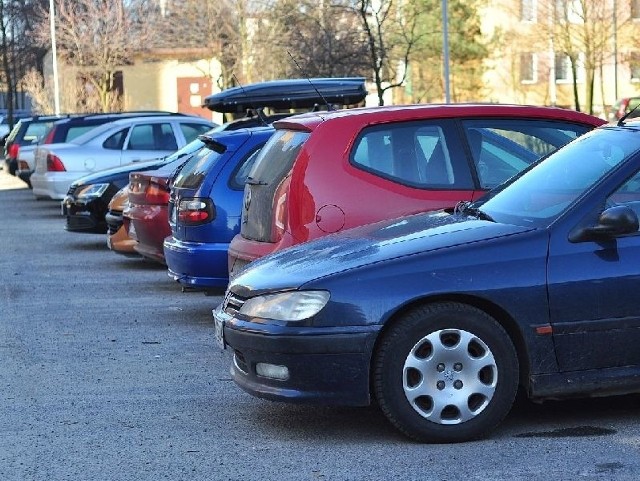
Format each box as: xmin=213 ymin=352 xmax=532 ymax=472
xmin=570 ymin=205 xmax=639 ymax=242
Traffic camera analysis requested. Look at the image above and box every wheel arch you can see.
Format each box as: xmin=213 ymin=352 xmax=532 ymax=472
xmin=369 ymin=294 xmax=531 ymax=396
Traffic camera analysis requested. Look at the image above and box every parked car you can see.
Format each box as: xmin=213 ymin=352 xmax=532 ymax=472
xmin=30 ymin=114 xmax=215 ymax=200
xmin=106 ymin=185 xmax=137 ymax=255
xmin=227 ymin=104 xmax=606 ymax=277
xmin=16 ymin=111 xmax=183 ymax=187
xmin=214 ymin=119 xmax=640 ymax=443
xmin=152 ymin=128 xmax=271 ymax=275
xmin=161 ymin=78 xmax=368 ymax=285
xmin=609 ymin=96 xmax=640 ymax=122
xmin=62 ymin=132 xmax=213 ymax=233
xmin=3 ymin=114 xmax=69 ymax=179
xmin=0 ymin=109 xmax=31 ymax=141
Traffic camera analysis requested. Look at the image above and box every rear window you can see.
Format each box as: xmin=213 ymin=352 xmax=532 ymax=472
xmin=247 ymin=130 xmax=309 ymax=184
xmin=22 ymin=122 xmax=55 ymax=144
xmin=173 ymin=146 xmax=225 ymax=189
xmin=65 ymin=125 xmax=102 ymax=142
xmin=180 ymin=123 xmax=213 ymax=143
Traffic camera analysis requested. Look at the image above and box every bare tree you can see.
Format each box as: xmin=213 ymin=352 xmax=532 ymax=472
xmin=259 ymin=0 xmax=369 ymax=79
xmin=0 ymin=0 xmax=49 ymax=120
xmin=34 ymin=0 xmax=153 ymax=112
xmin=352 ymin=0 xmax=425 ymax=106
xmin=540 ymin=0 xmax=631 ymax=113
xmin=151 ymin=0 xmax=251 ymax=89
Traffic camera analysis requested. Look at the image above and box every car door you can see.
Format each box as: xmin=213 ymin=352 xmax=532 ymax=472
xmin=120 ymin=122 xmax=178 ymax=165
xmin=547 ymin=168 xmax=640 ymax=372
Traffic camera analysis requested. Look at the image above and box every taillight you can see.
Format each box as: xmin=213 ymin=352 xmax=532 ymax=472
xmin=177 ymin=198 xmax=215 ymax=225
xmin=47 ymin=154 xmax=66 ymax=172
xmin=7 ymin=143 xmax=19 ymax=159
xmin=271 ymin=175 xmax=291 ymax=241
xmin=144 ymin=183 xmax=170 ymax=204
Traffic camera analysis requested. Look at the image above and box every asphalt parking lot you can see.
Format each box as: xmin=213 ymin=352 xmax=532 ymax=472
xmin=2 ymin=169 xmax=640 ymax=481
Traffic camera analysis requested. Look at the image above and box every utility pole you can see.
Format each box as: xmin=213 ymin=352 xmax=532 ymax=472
xmin=442 ymin=0 xmax=451 ymax=103
xmin=49 ymin=0 xmax=60 ymax=115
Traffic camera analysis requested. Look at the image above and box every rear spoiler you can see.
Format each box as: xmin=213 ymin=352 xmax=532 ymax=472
xmin=203 ymin=77 xmax=367 ymax=113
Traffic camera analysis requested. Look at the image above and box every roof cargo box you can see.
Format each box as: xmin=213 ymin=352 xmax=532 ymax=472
xmin=203 ymin=77 xmax=367 ymax=113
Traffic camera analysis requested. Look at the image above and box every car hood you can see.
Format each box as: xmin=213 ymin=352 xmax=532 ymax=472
xmin=231 ymin=211 xmax=536 ymax=295
xmin=70 ymin=158 xmax=166 ymax=187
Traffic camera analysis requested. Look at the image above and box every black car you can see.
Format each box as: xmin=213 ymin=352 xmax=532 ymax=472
xmin=62 ymin=136 xmax=209 ymax=233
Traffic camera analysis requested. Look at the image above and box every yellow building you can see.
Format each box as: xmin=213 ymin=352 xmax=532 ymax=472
xmin=480 ymin=0 xmax=640 ymax=117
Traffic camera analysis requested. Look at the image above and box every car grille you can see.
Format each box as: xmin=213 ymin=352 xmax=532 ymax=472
xmin=222 ymin=291 xmax=246 ymax=317
xmin=67 ymin=184 xmax=77 ymax=197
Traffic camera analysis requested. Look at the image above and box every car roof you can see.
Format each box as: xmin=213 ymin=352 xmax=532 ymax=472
xmin=67 ymin=115 xmax=214 ymax=144
xmin=273 ymin=103 xmax=607 ymax=132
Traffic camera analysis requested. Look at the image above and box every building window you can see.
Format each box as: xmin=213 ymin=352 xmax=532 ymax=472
xmin=632 ymin=0 xmax=640 ymax=19
xmin=520 ymin=53 xmax=537 ymax=83
xmin=554 ymin=0 xmax=583 ymax=23
xmin=631 ymin=53 xmax=640 ymax=81
xmin=555 ymin=53 xmax=584 ymax=83
xmin=521 ymin=0 xmax=536 ymax=22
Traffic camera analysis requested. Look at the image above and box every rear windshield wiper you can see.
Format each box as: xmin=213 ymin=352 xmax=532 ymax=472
xmin=454 ymin=201 xmax=495 ymax=222
xmin=246 ymin=176 xmax=267 ymax=185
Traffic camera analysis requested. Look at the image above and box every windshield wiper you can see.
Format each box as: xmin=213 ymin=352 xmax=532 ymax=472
xmin=246 ymin=176 xmax=267 ymax=185
xmin=454 ymin=201 xmax=495 ymax=222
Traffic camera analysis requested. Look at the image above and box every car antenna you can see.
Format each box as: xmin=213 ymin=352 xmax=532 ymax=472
xmin=617 ymin=103 xmax=640 ymax=127
xmin=232 ymin=74 xmax=270 ymax=126
xmin=287 ymin=51 xmax=333 ymax=112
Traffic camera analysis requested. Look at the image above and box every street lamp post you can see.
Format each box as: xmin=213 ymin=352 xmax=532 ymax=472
xmin=49 ymin=0 xmax=60 ymax=115
xmin=442 ymin=0 xmax=451 ymax=103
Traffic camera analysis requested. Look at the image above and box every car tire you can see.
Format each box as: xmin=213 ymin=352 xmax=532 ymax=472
xmin=372 ymin=302 xmax=519 ymax=443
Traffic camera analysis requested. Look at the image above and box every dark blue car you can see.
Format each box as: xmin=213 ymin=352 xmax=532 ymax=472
xmin=164 ymin=127 xmax=274 ymax=290
xmin=214 ymin=121 xmax=640 ymax=443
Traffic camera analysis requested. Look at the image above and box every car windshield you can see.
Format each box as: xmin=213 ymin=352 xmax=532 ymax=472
xmin=479 ymin=127 xmax=640 ymax=228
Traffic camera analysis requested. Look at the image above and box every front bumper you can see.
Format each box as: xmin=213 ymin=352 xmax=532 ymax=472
xmin=222 ymin=316 xmax=379 ymax=406
xmin=62 ymin=196 xmax=108 ymax=233
xmin=164 ymin=236 xmax=230 ymax=288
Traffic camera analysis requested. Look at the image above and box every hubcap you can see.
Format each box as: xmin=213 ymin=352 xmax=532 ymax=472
xmin=402 ymin=328 xmax=497 ymax=425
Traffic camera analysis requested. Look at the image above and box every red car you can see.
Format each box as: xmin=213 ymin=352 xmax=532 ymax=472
xmin=228 ymin=104 xmax=606 ymax=276
xmin=126 ymin=161 xmax=180 ymax=263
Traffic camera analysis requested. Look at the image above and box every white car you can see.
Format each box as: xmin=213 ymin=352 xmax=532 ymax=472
xmin=30 ymin=115 xmax=216 ymax=200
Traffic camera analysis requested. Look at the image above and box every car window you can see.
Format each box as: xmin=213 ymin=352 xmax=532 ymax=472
xmin=103 ymin=128 xmax=129 ymax=150
xmin=180 ymin=123 xmax=212 ymax=144
xmin=462 ymin=119 xmax=593 ymax=189
xmin=173 ymin=146 xmax=224 ymax=189
xmin=23 ymin=122 xmax=54 ymax=144
xmin=65 ymin=125 xmax=101 ymax=142
xmin=248 ymin=130 xmax=309 ymax=185
xmin=127 ymin=123 xmax=176 ymax=150
xmin=605 ymin=169 xmax=640 ymax=224
xmin=351 ymin=122 xmax=466 ymax=189
xmin=231 ymin=147 xmax=264 ymax=190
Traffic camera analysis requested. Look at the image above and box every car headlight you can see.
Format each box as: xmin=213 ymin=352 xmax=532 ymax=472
xmin=239 ymin=290 xmax=330 ymax=321
xmin=76 ymin=183 xmax=110 ymax=199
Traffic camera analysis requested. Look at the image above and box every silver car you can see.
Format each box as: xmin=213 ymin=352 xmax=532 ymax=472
xmin=31 ymin=115 xmax=216 ymax=200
